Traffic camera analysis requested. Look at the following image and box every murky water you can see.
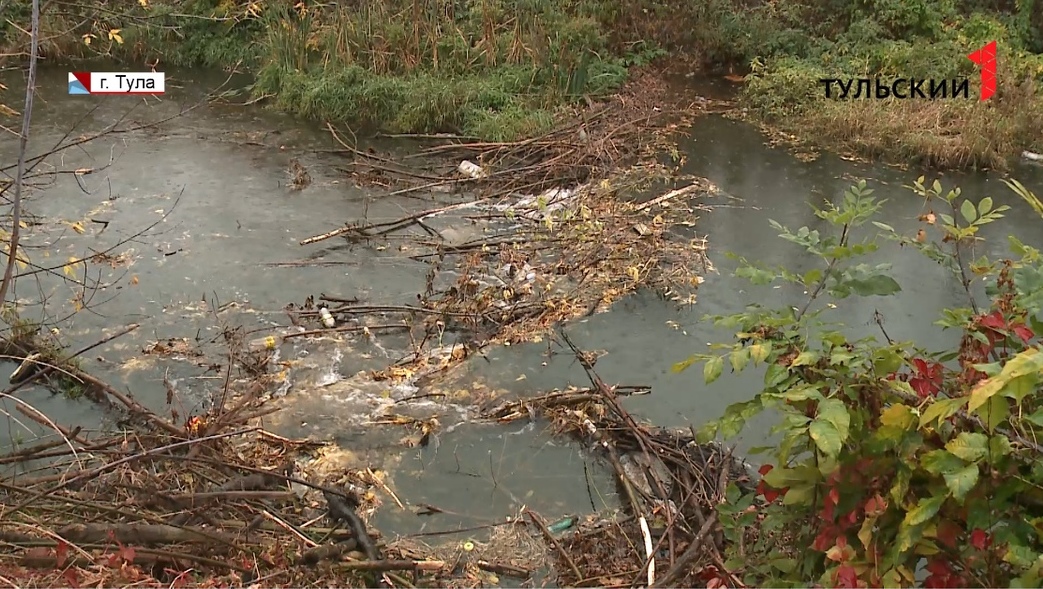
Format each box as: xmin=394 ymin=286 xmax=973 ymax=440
xmin=1 ymin=67 xmax=1042 ymax=536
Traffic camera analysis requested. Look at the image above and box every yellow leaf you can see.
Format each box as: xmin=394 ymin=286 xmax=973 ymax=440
xmin=63 ymin=257 xmax=78 ymax=278
xmin=17 ymin=221 xmax=27 ymax=229
xmin=138 ymin=0 xmax=148 ymax=6
xmin=108 ymin=29 xmax=123 ymax=45
xmin=82 ymin=34 xmax=93 ymax=46
xmin=69 ymin=222 xmax=86 ymax=235
xmin=627 ymin=267 xmax=640 ymax=281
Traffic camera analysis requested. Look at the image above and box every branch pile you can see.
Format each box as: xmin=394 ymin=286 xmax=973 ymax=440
xmin=0 ymin=333 xmax=536 ymax=589
xmin=330 ymin=70 xmax=731 ymax=200
xmin=483 ymin=331 xmax=756 ymax=587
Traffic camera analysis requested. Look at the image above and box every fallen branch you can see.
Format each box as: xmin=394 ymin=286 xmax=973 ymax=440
xmin=335 ymin=559 xmax=446 ymax=572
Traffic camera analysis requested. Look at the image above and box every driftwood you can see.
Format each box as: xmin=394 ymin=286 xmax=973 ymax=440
xmin=0 ymin=523 xmax=234 ymax=546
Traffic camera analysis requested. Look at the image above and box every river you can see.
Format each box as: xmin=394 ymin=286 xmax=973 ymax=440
xmin=1 ymin=67 xmax=1042 ymax=537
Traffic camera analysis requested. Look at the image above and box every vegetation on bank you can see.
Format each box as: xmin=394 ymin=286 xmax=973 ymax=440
xmin=2 ymin=0 xmax=1040 ymax=166
xmin=1 ymin=0 xmax=664 ymax=141
xmin=678 ymin=178 xmax=1043 ymax=587
xmin=704 ymin=0 xmax=1043 ymax=169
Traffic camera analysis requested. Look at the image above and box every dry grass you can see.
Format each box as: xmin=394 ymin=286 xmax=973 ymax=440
xmin=801 ymin=80 xmax=1043 ymax=170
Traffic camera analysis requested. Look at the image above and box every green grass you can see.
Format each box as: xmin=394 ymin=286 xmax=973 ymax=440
xmin=3 ymin=0 xmax=1040 ymax=166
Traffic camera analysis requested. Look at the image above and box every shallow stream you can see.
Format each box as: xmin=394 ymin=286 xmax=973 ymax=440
xmin=1 ymin=66 xmax=1042 ymax=539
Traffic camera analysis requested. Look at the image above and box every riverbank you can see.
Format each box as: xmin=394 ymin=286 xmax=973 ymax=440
xmin=2 ymin=0 xmax=1040 ymax=169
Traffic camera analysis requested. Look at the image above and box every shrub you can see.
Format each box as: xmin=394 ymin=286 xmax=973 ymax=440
xmin=680 ymin=178 xmax=1043 ymax=587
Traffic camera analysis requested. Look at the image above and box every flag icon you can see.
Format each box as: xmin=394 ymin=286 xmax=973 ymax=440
xmin=68 ymin=72 xmax=90 ymax=95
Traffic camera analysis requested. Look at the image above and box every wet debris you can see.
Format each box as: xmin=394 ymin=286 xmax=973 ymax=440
xmin=142 ymin=337 xmax=203 ymax=358
xmin=288 ymin=157 xmax=312 ymax=191
xmin=483 ymin=331 xmax=755 ymax=587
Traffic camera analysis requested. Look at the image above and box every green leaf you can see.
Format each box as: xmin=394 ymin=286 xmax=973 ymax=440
xmin=809 ymin=420 xmax=843 ymax=457
xmin=803 ymin=268 xmax=823 ymax=285
xmin=1003 ymin=543 xmax=1040 ymax=568
xmin=873 ymin=348 xmax=903 ymax=375
xmin=978 ymin=197 xmax=993 ymax=216
xmin=816 ymin=398 xmax=851 ymax=442
xmin=845 ymin=275 xmax=902 ymax=297
xmin=765 ymin=362 xmax=790 ymax=387
xmin=880 ymin=404 xmax=917 ymax=430
xmin=943 ymin=463 xmax=979 ymax=503
xmin=960 ymin=199 xmax=978 ymax=224
xmin=989 ymin=435 xmax=1012 ymax=461
xmin=1025 ymin=408 xmax=1043 ymax=427
xmin=762 ymin=465 xmax=820 ymax=488
xmin=920 ymin=397 xmax=969 ymax=428
xmin=696 ymin=422 xmax=717 ymax=444
xmin=945 ymin=432 xmax=988 ymax=462
xmin=704 ymin=356 xmax=724 ymax=384
xmin=920 ymin=450 xmax=967 ymax=475
xmin=1003 ymin=374 xmax=1039 ymax=405
xmin=895 ymin=520 xmax=926 ymax=554
xmin=979 ymin=394 xmax=1010 ymax=433
xmin=968 ymin=348 xmax=1043 ymax=413
xmin=749 ymin=342 xmax=771 ymax=364
xmin=671 ymin=355 xmax=697 ymax=373
xmin=730 ymin=348 xmax=751 ymax=373
xmin=830 ymin=349 xmax=857 ymax=366
xmin=782 ymin=484 xmax=815 ymax=506
xmin=904 ymin=494 xmax=947 ymax=527
xmin=780 ymin=385 xmax=824 ymax=402
xmin=791 ymin=351 xmax=819 ymax=367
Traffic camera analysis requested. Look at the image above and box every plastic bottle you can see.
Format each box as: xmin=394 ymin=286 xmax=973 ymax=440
xmin=318 ymin=306 xmax=336 ymax=328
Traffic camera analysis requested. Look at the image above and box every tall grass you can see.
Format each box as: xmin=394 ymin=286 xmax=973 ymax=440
xmin=246 ymin=0 xmax=631 ymax=139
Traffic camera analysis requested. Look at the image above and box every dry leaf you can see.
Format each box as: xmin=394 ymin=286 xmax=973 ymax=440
xmin=107 ymin=29 xmax=123 ymax=45
xmin=130 ymin=275 xmax=139 ymax=285
xmin=916 ymin=229 xmax=927 ymax=243
xmin=74 ymin=168 xmax=93 ymax=176
xmin=68 ymin=222 xmax=86 ymax=234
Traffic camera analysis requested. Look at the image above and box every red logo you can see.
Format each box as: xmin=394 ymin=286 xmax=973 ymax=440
xmin=967 ymin=41 xmax=997 ymax=101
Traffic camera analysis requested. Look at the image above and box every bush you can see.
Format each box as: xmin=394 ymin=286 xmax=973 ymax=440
xmin=680 ymin=178 xmax=1043 ymax=587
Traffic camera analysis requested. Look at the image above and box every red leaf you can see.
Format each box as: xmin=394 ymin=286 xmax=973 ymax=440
xmin=756 ymin=480 xmax=780 ymax=503
xmin=55 ymin=540 xmax=69 ymax=568
xmin=62 ymin=568 xmax=81 ymax=588
xmin=970 ymin=528 xmax=991 ymax=551
xmin=845 ymin=509 xmax=860 ymax=526
xmin=864 ymin=494 xmax=887 ymax=517
xmin=812 ymin=526 xmax=837 ymax=552
xmin=696 ymin=565 xmax=719 ymax=582
xmin=835 ymin=564 xmax=859 ymax=588
xmin=758 ymin=464 xmax=773 ymax=476
xmin=106 ymin=552 xmax=121 ymax=568
xmin=120 ymin=545 xmax=136 ymax=562
xmin=1012 ymin=324 xmax=1034 ymax=344
xmin=912 ymin=357 xmax=929 ymax=374
xmin=980 ymin=311 xmax=1006 ymax=330
xmin=926 ymin=559 xmax=951 ymax=576
xmin=707 ymin=578 xmax=728 ymax=589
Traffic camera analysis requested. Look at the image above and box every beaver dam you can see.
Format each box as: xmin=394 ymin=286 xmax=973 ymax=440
xmin=0 ymin=67 xmax=764 ymax=587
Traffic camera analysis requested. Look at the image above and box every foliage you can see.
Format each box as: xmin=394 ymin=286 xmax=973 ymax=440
xmin=678 ymin=178 xmax=1043 ymax=587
